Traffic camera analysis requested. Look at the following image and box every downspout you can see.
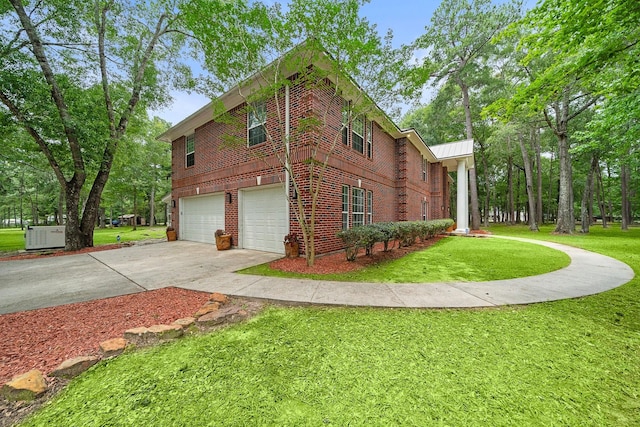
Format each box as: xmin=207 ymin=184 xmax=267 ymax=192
xmin=285 ymin=84 xmax=291 ymax=233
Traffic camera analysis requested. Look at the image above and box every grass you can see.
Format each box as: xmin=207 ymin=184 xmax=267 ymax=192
xmin=0 ymin=226 xmax=167 ymax=252
xmin=241 ymin=236 xmax=570 ymax=282
xmin=19 ymin=224 xmax=640 ymax=426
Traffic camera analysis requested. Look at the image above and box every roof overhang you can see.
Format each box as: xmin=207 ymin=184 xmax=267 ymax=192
xmin=429 ymin=139 xmax=475 ymax=169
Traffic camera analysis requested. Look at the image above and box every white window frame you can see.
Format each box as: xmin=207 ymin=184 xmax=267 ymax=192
xmin=185 ymin=134 xmax=195 ymax=168
xmin=352 ymin=115 xmax=364 ymax=154
xmin=366 ymin=119 xmax=373 ymax=158
xmin=422 ymin=200 xmax=428 ymax=221
xmin=342 ymin=100 xmax=350 ymax=146
xmin=366 ymin=190 xmax=373 ymax=224
xmin=352 ymin=187 xmax=364 ymax=227
xmin=422 ymin=158 xmax=428 ymax=181
xmin=342 ymin=185 xmax=350 ymax=230
xmin=248 ymin=101 xmax=267 ymax=147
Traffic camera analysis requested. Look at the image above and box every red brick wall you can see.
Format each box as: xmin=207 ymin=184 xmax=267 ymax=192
xmin=170 ymin=72 xmax=452 ymax=254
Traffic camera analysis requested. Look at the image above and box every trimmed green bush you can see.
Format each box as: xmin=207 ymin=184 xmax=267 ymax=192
xmin=336 ymin=219 xmax=454 ymax=261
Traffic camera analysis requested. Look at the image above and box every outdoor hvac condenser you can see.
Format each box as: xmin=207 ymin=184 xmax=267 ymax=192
xmin=24 ymin=226 xmax=66 ymax=250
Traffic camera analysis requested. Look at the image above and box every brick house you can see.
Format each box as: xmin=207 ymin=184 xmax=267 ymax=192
xmin=159 ymin=48 xmax=474 ymax=255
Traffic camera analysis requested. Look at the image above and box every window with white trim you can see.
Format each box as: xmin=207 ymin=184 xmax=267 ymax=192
xmin=366 ymin=119 xmax=373 ymax=158
xmin=352 ymin=187 xmax=364 ymax=227
xmin=185 ymin=134 xmax=195 ymax=168
xmin=352 ymin=115 xmax=364 ymax=154
xmin=422 ymin=158 xmax=428 ymax=181
xmin=366 ymin=190 xmax=373 ymax=224
xmin=342 ymin=100 xmax=349 ymax=146
xmin=342 ymin=185 xmax=349 ymax=230
xmin=248 ymin=101 xmax=266 ymax=147
xmin=422 ymin=200 xmax=428 ymax=221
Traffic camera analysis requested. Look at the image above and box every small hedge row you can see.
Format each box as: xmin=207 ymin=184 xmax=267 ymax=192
xmin=336 ymin=219 xmax=455 ymax=261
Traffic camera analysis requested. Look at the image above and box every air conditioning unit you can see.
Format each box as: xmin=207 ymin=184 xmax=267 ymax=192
xmin=25 ymin=226 xmax=66 ymax=250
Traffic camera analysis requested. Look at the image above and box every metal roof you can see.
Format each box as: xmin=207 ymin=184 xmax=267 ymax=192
xmin=429 ymin=139 xmax=475 ymax=169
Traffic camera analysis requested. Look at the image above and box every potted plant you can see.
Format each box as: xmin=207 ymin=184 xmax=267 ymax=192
xmin=215 ymin=229 xmax=231 ymax=250
xmin=166 ymin=226 xmax=177 ymax=241
xmin=283 ymin=232 xmax=300 ymax=258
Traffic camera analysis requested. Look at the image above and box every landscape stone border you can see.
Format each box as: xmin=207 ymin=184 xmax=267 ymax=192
xmin=1 ymin=292 xmax=247 ymax=402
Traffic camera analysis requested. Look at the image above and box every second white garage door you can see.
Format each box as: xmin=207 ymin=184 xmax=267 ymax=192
xmin=180 ymin=194 xmax=225 ymax=245
xmin=241 ymin=185 xmax=287 ymax=253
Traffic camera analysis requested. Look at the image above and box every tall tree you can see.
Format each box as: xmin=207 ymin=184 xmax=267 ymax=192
xmin=406 ymin=0 xmax=522 ymax=230
xmin=500 ymin=0 xmax=638 ymax=232
xmin=182 ymin=0 xmax=400 ymax=266
xmin=0 ymin=0 xmax=203 ymax=250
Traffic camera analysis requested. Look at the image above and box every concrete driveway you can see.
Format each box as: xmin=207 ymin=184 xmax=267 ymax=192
xmin=0 ymin=241 xmax=281 ymax=315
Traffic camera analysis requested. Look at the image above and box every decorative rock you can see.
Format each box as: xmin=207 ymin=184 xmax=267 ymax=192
xmin=209 ymin=292 xmax=229 ymax=305
xmin=148 ymin=324 xmax=183 ymax=342
xmin=50 ymin=355 xmax=100 ymax=379
xmin=196 ymin=305 xmax=248 ymax=329
xmin=100 ymin=337 xmax=128 ymax=358
xmin=172 ymin=317 xmax=196 ymax=328
xmin=1 ymin=370 xmax=47 ymax=401
xmin=194 ymin=302 xmax=220 ymax=318
xmin=124 ymin=324 xmax=183 ymax=346
xmin=124 ymin=326 xmax=150 ymax=346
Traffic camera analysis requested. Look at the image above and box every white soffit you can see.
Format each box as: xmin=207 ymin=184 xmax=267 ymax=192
xmin=430 ymin=139 xmax=475 ymax=169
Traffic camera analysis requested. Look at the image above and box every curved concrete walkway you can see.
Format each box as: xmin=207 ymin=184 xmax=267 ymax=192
xmin=189 ymin=236 xmax=635 ymax=308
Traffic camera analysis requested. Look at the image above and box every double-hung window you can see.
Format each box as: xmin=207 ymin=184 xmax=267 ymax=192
xmin=366 ymin=190 xmax=373 ymax=224
xmin=342 ymin=185 xmax=350 ymax=230
xmin=352 ymin=188 xmax=364 ymax=227
xmin=342 ymin=100 xmax=350 ymax=146
xmin=352 ymin=115 xmax=364 ymax=154
xmin=422 ymin=200 xmax=428 ymax=221
xmin=366 ymin=119 xmax=373 ymax=158
xmin=185 ymin=134 xmax=195 ymax=168
xmin=248 ymin=101 xmax=267 ymax=147
xmin=422 ymin=158 xmax=428 ymax=181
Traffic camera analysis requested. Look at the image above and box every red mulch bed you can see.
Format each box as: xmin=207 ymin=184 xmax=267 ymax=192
xmin=270 ymin=235 xmax=446 ymax=274
xmin=0 ymin=287 xmax=210 ymax=385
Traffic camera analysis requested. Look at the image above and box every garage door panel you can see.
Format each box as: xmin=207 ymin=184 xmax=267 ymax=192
xmin=242 ymin=186 xmax=286 ymax=254
xmin=181 ymin=195 xmax=224 ymax=244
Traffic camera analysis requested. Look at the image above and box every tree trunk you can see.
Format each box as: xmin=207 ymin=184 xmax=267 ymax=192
xmin=555 ymin=131 xmax=574 ymax=233
xmin=580 ymin=154 xmax=597 ymax=233
xmin=533 ymin=126 xmax=543 ymax=225
xmin=150 ymin=184 xmax=156 ymax=226
xmin=595 ymin=161 xmax=607 ymax=228
xmin=507 ymin=135 xmax=514 ymax=224
xmin=518 ymin=131 xmax=538 ymax=231
xmin=478 ymin=140 xmax=491 ymax=227
xmin=621 ymin=163 xmax=630 ymax=230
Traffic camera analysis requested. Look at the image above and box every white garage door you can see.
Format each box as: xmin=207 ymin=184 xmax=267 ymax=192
xmin=241 ymin=185 xmax=287 ymax=253
xmin=180 ymin=194 xmax=225 ymax=244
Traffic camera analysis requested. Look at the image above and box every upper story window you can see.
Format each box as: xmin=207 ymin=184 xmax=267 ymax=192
xmin=248 ymin=101 xmax=267 ymax=147
xmin=352 ymin=115 xmax=364 ymax=154
xmin=185 ymin=134 xmax=195 ymax=168
xmin=342 ymin=100 xmax=350 ymax=146
xmin=366 ymin=120 xmax=373 ymax=158
xmin=422 ymin=158 xmax=428 ymax=181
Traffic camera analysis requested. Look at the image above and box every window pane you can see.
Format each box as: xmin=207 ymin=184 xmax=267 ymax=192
xmin=352 ymin=116 xmax=364 ymax=154
xmin=342 ymin=185 xmax=349 ymax=230
xmin=186 ymin=134 xmax=195 ymax=167
xmin=366 ymin=120 xmax=372 ymax=158
xmin=352 ymin=188 xmax=364 ymax=227
xmin=367 ymin=190 xmax=373 ymax=224
xmin=248 ymin=101 xmax=267 ymax=146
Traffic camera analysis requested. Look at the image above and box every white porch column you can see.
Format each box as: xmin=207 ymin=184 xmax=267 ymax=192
xmin=456 ymin=159 xmax=469 ymax=232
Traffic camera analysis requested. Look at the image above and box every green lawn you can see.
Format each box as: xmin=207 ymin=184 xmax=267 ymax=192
xmin=20 ymin=225 xmax=640 ymax=426
xmin=0 ymin=226 xmax=167 ymax=252
xmin=242 ymin=236 xmax=570 ymax=282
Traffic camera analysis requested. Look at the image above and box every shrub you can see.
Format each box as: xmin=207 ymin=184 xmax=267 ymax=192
xmin=337 ymin=219 xmax=454 ymax=261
